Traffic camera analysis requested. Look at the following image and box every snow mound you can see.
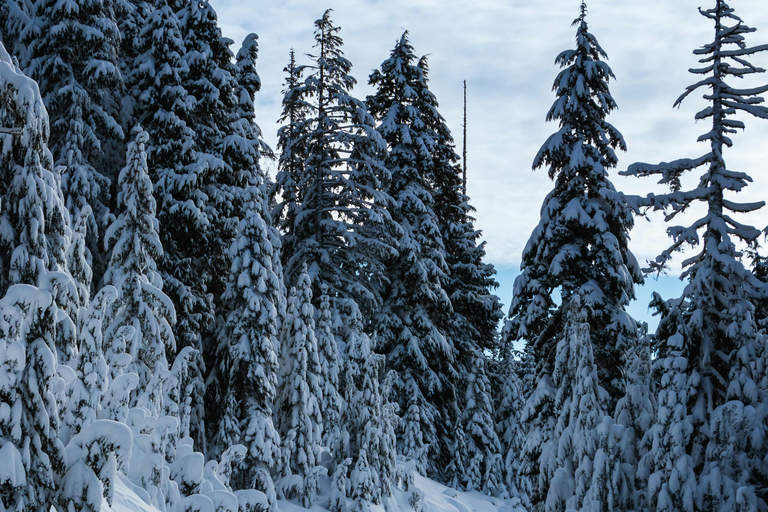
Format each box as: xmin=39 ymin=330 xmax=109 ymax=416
xmin=108 ymin=469 xmax=518 ymax=512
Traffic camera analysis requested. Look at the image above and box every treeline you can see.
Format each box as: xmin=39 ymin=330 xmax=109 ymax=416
xmin=1 ymin=0 xmax=767 ymax=512
xmin=0 ymin=1 xmax=503 ymax=511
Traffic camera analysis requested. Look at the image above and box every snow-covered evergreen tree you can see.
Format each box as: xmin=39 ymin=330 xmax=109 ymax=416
xmin=103 ymin=127 xmax=176 ymax=396
xmin=503 ymin=5 xmax=641 ymax=506
xmin=495 ymin=352 xmax=530 ymax=505
xmin=26 ymin=0 xmax=124 ymax=290
xmin=622 ymin=3 xmax=768 ymax=507
xmin=461 ymin=356 xmax=503 ymax=494
xmin=640 ymin=325 xmax=697 ymax=512
xmin=0 ymin=44 xmax=69 ymax=296
xmin=613 ymin=325 xmax=655 ymax=511
xmin=60 ymin=420 xmax=132 ymax=512
xmin=341 ymin=301 xmax=396 ymax=504
xmin=0 ymin=285 xmax=66 ymax=512
xmin=504 ymin=0 xmax=640 ymax=405
xmin=213 ymin=190 xmax=281 ymax=510
xmin=274 ymin=48 xmax=309 ymax=266
xmin=367 ymin=31 xmax=455 ymax=478
xmin=276 ymin=267 xmax=323 ymax=506
xmin=62 ymin=285 xmax=117 ymax=443
xmin=350 ymin=449 xmax=374 ymax=512
xmin=202 ymin=31 xmax=277 ymax=459
xmin=274 ymin=10 xmax=398 ymax=322
xmin=542 ymin=294 xmax=605 ymax=512
xmin=316 ymin=284 xmax=343 ymax=452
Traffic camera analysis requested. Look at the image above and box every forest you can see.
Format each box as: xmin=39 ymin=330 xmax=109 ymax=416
xmin=0 ymin=0 xmax=766 ymax=511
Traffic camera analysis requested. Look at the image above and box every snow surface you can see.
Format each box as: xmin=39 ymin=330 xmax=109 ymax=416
xmin=107 ymin=469 xmax=515 ymax=512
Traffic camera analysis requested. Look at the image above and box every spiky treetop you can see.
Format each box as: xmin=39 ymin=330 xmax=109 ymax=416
xmin=623 ymin=0 xmax=768 ymax=412
xmin=505 ymin=4 xmax=640 ymax=404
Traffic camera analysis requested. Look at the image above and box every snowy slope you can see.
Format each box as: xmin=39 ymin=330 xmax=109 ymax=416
xmin=108 ymin=471 xmax=519 ymax=512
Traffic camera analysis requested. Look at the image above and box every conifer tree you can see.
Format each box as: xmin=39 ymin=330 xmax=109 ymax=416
xmin=461 ymin=356 xmax=503 ymax=494
xmin=26 ymin=0 xmax=124 ymax=290
xmin=622 ymin=3 xmax=768 ymax=506
xmin=274 ymin=48 xmax=309 ymax=266
xmin=342 ymin=301 xmax=396 ymax=503
xmin=0 ymin=45 xmax=69 ymax=295
xmin=201 ymin=32 xmax=277 ymax=457
xmin=543 ymin=294 xmax=604 ymax=512
xmin=213 ymin=193 xmax=281 ymax=510
xmin=640 ymin=328 xmax=697 ymax=512
xmin=495 ymin=353 xmax=531 ymax=506
xmin=274 ymin=10 xmax=398 ymax=322
xmin=276 ymin=268 xmax=323 ymax=506
xmin=503 ymin=5 xmax=641 ymax=506
xmin=0 ymin=286 xmax=66 ymax=512
xmin=62 ymin=285 xmax=117 ymax=443
xmin=103 ymin=127 xmax=176 ymax=396
xmin=171 ymin=3 xmax=245 ymax=420
xmin=129 ymin=0 xmax=212 ymax=444
xmin=613 ymin=327 xmax=655 ymax=511
xmin=367 ymin=31 xmax=455 ymax=478
xmin=504 ymin=0 xmax=640 ymax=404
xmin=316 ymin=285 xmax=343 ymax=452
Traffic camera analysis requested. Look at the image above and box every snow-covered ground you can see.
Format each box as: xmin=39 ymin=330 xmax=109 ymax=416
xmin=107 ymin=471 xmax=518 ymax=512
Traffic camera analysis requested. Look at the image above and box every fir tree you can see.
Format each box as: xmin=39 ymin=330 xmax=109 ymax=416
xmin=0 ymin=45 xmax=69 ymax=295
xmin=461 ymin=356 xmax=503 ymax=494
xmin=640 ymin=328 xmax=697 ymax=512
xmin=495 ymin=353 xmax=531 ymax=506
xmin=62 ymin=285 xmax=117 ymax=443
xmin=622 ymin=3 xmax=768 ymax=507
xmin=504 ymin=0 xmax=640 ymax=397
xmin=0 ymin=286 xmax=66 ymax=512
xmin=26 ymin=0 xmax=124 ymax=291
xmin=544 ymin=294 xmax=604 ymax=512
xmin=172 ymin=4 xmax=247 ymax=445
xmin=103 ymin=127 xmax=176 ymax=396
xmin=367 ymin=31 xmax=455 ymax=478
xmin=342 ymin=301 xmax=395 ymax=503
xmin=613 ymin=326 xmax=655 ymax=511
xmin=129 ymin=0 xmax=212 ymax=447
xmin=503 ymin=5 xmax=641 ymax=506
xmin=274 ymin=48 xmax=310 ymax=266
xmin=214 ymin=193 xmax=281 ymax=510
xmin=274 ymin=10 xmax=398 ymax=322
xmin=276 ymin=267 xmax=323 ymax=506
xmin=204 ymin=32 xmax=277 ymax=457
xmin=315 ymin=284 xmax=343 ymax=453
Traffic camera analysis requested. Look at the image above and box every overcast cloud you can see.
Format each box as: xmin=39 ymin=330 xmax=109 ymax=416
xmin=210 ymin=0 xmax=768 ymax=322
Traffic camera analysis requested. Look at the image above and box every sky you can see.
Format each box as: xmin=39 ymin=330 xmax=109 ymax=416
xmin=210 ymin=0 xmax=768 ymax=328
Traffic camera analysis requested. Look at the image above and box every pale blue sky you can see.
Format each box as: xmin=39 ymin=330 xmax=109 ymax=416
xmin=210 ymin=0 xmax=768 ymax=327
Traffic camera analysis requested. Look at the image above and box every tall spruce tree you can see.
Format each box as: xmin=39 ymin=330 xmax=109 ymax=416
xmin=503 ymin=4 xmax=641 ymax=507
xmin=274 ymin=10 xmax=398 ymax=323
xmin=204 ymin=32 xmax=277 ymax=457
xmin=0 ymin=43 xmax=69 ymax=295
xmin=103 ymin=127 xmax=176 ymax=397
xmin=276 ymin=267 xmax=323 ymax=507
xmin=26 ymin=0 xmax=124 ymax=292
xmin=367 ymin=31 xmax=455 ymax=478
xmin=546 ymin=294 xmax=604 ymax=512
xmin=622 ymin=2 xmax=768 ymax=508
xmin=0 ymin=45 xmax=68 ymax=512
xmin=0 ymin=286 xmax=67 ymax=512
xmin=274 ymin=48 xmax=309 ymax=268
xmin=128 ymin=0 xmax=218 ymax=448
xmin=213 ymin=191 xmax=281 ymax=510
